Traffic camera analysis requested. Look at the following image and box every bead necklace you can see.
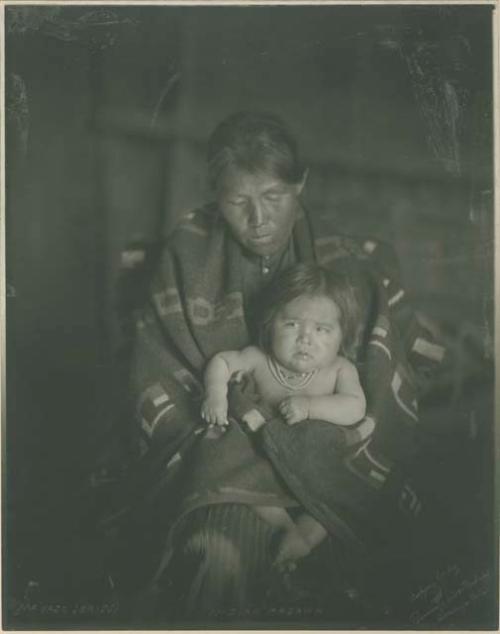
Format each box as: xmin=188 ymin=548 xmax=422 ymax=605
xmin=267 ymin=355 xmax=317 ymax=390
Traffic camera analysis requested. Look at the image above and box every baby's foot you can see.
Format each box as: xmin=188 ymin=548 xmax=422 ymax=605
xmin=274 ymin=526 xmax=313 ymax=572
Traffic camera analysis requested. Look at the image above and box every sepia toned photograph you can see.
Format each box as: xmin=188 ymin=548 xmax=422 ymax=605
xmin=3 ymin=1 xmax=498 ymax=629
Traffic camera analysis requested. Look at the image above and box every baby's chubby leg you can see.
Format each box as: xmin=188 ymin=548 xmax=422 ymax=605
xmin=253 ymin=506 xmax=313 ymax=570
xmin=294 ymin=513 xmax=328 ymax=551
xmin=253 ymin=505 xmax=297 ymax=533
xmin=275 ymin=513 xmax=328 ymax=569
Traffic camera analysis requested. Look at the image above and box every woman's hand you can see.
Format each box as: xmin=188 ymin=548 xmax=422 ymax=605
xmin=279 ymin=396 xmax=310 ymax=425
xmin=201 ymin=393 xmax=229 ymax=427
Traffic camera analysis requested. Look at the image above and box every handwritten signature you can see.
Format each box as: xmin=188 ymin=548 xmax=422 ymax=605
xmin=409 ymin=564 xmax=492 ymax=625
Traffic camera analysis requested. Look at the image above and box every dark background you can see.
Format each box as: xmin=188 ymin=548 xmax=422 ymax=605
xmin=4 ymin=3 xmax=496 ymax=629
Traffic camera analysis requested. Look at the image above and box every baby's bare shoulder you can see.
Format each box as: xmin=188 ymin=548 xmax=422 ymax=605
xmin=321 ymin=356 xmax=356 ymax=378
xmin=337 ymin=356 xmax=357 ymax=371
xmin=239 ymin=345 xmax=267 ymax=367
xmin=216 ymin=346 xmax=266 ymax=374
xmin=240 ymin=345 xmax=265 ymax=358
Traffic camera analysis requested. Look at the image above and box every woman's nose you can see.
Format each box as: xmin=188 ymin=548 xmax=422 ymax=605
xmin=247 ymin=199 xmax=266 ymax=226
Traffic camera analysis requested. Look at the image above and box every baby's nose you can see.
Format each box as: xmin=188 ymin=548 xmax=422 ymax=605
xmin=298 ymin=325 xmax=313 ymax=342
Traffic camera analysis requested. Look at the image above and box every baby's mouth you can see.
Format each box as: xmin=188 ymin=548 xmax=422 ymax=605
xmin=295 ymin=350 xmax=312 ymax=360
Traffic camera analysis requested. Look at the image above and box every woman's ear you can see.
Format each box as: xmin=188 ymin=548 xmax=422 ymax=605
xmin=296 ymin=168 xmax=309 ymax=195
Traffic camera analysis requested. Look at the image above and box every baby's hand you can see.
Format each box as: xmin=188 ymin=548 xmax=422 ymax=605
xmin=201 ymin=393 xmax=229 ymax=427
xmin=279 ymin=396 xmax=310 ymax=425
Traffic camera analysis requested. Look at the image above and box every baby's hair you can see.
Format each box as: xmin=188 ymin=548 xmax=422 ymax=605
xmin=257 ymin=261 xmax=367 ymax=360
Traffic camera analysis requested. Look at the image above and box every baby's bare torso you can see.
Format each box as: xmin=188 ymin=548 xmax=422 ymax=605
xmin=249 ymin=349 xmax=344 ymax=410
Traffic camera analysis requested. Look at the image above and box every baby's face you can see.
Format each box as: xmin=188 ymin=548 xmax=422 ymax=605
xmin=271 ymin=295 xmax=343 ymax=374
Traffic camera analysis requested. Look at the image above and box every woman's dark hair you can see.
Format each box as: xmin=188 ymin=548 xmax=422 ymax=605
xmin=257 ymin=261 xmax=368 ymax=360
xmin=207 ymin=111 xmax=305 ymax=192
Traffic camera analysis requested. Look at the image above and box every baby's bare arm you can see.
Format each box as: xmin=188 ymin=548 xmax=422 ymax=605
xmin=201 ymin=347 xmax=262 ymax=426
xmin=307 ymin=359 xmax=366 ymax=425
xmin=280 ymin=359 xmax=366 ymax=426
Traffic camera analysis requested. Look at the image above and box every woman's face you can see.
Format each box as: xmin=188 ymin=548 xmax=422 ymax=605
xmin=216 ymin=167 xmax=305 ymax=257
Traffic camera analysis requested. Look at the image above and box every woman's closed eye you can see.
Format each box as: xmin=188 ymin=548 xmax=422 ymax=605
xmin=227 ymin=197 xmax=246 ymax=206
xmin=264 ymin=192 xmax=284 ymax=203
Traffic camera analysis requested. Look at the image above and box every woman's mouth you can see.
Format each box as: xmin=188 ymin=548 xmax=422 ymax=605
xmin=250 ymin=233 xmax=274 ymax=243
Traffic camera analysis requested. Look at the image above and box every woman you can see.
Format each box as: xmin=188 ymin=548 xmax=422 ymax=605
xmin=120 ymin=112 xmax=445 ymax=621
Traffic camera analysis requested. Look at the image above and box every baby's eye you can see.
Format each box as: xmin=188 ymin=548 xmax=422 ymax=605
xmin=284 ymin=321 xmax=298 ymax=328
xmin=316 ymin=326 xmax=331 ymax=333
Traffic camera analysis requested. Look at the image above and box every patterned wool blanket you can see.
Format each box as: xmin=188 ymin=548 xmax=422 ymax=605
xmin=113 ymin=203 xmax=446 ymax=584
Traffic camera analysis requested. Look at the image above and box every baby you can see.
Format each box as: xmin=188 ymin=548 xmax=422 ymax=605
xmin=201 ymin=262 xmax=367 ymax=570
